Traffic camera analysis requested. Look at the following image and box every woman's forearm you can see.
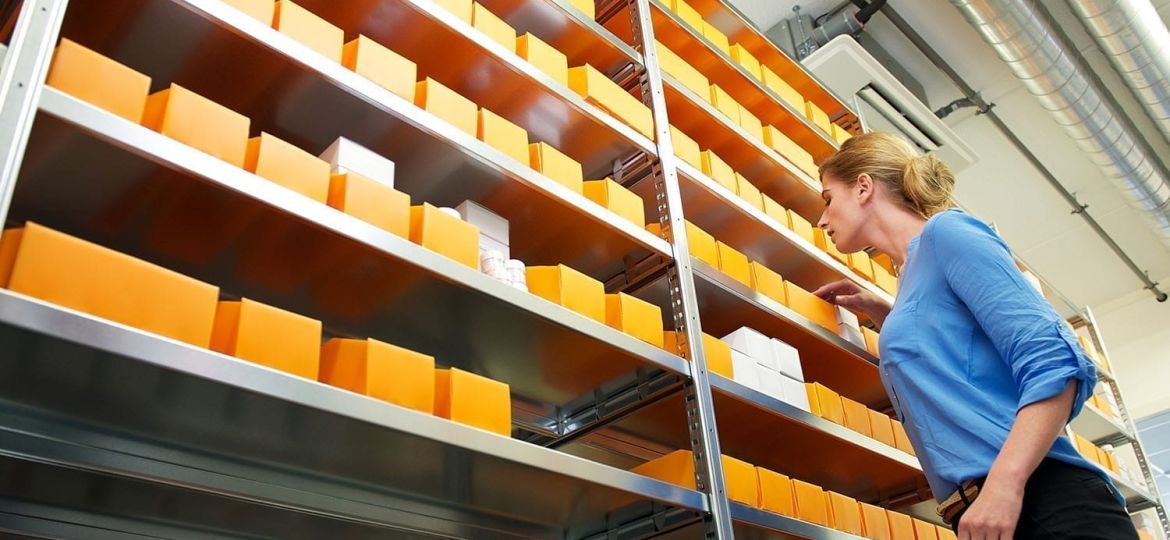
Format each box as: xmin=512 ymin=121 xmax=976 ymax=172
xmin=984 ymin=380 xmax=1078 ymax=493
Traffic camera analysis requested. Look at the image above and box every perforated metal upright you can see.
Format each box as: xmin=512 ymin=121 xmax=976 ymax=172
xmin=594 ymin=0 xmax=734 ymax=535
xmin=1074 ymin=307 xmax=1170 ymax=539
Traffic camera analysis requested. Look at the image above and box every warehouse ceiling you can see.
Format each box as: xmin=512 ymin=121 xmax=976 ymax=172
xmin=727 ymin=0 xmax=1170 ymax=315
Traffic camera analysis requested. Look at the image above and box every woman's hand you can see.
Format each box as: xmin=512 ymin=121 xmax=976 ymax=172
xmin=813 ymin=280 xmax=892 ymax=327
xmin=957 ymin=479 xmax=1024 ymax=540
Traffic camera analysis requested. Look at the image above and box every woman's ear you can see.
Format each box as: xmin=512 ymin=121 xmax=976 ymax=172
xmin=856 ymin=173 xmax=875 ymax=204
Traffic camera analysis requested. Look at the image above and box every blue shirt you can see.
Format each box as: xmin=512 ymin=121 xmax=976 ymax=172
xmin=879 ymin=209 xmax=1117 ymax=504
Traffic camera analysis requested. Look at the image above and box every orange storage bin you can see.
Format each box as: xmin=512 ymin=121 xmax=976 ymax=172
xmin=757 ymin=467 xmax=795 ymax=517
xmin=211 ymin=298 xmax=322 ymax=379
xmin=224 ymin=0 xmax=275 ymax=23
xmin=245 ymin=132 xmax=331 ymax=203
xmin=792 ymin=479 xmax=829 ymax=526
xmin=47 ymin=39 xmax=151 ymax=123
xmin=518 ymin=33 xmax=568 ymax=87
xmin=327 ymin=172 xmax=411 ymax=238
xmin=605 ymin=293 xmax=665 ymax=347
xmin=274 ymin=1 xmax=343 ymax=62
xmin=526 ymin=264 xmax=606 ymax=323
xmin=319 ymin=338 xmax=435 ymax=413
xmin=342 ymin=36 xmax=416 ymax=102
xmin=142 ymin=84 xmax=250 ymax=167
xmin=529 ymin=142 xmax=585 ymax=194
xmin=409 ymin=203 xmax=480 ymax=268
xmin=0 ymin=223 xmax=218 ymax=348
xmin=434 ymin=367 xmax=511 ymax=436
xmin=826 ymin=491 xmax=863 ymax=535
xmin=416 ymin=78 xmax=478 ymax=137
xmin=479 ymin=108 xmax=530 ymax=164
xmin=716 ymin=241 xmax=751 ymax=287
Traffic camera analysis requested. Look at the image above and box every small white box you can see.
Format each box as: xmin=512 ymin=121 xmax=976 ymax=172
xmin=722 ymin=327 xmax=776 ymax=370
xmin=757 ymin=368 xmax=787 ymax=401
xmin=836 ymin=306 xmax=860 ymax=329
xmin=480 ymin=236 xmax=510 ymax=261
xmin=457 ymin=201 xmax=510 ymax=243
xmin=319 ymin=137 xmax=396 ymax=187
xmin=730 ymin=350 xmax=761 ymax=391
xmin=770 ymin=338 xmax=804 ymax=381
xmin=781 ymin=375 xmax=811 ymax=412
xmin=839 ymin=324 xmax=865 ymax=347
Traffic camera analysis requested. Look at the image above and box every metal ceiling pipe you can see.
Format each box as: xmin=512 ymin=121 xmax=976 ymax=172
xmin=949 ymin=0 xmax=1170 ymax=245
xmin=1070 ymin=0 xmax=1170 ymax=145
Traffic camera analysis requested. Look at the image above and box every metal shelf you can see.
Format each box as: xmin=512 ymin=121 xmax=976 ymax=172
xmin=644 ymin=159 xmax=893 ymax=304
xmin=1071 ymin=403 xmax=1133 ymax=446
xmin=644 ymin=0 xmax=840 ymax=159
xmin=474 ymin=0 xmax=645 ymax=74
xmin=288 ymin=0 xmax=657 ymax=161
xmin=557 ymin=371 xmax=923 ymax=505
xmin=636 ymin=257 xmax=886 ymax=407
xmin=658 ymin=73 xmax=827 ymax=223
xmin=0 ymin=289 xmax=708 ymax=538
xmin=680 ymin=0 xmax=858 ymax=128
xmin=58 ymin=0 xmax=660 ymax=235
xmin=730 ymin=503 xmax=867 ymax=540
xmin=708 ymin=375 xmax=923 ymax=502
xmin=14 ymin=88 xmax=687 ymax=411
xmin=1105 ymin=467 xmax=1160 ymax=512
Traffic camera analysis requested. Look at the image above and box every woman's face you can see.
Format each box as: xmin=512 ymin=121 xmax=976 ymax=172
xmin=817 ymin=173 xmax=870 ymax=253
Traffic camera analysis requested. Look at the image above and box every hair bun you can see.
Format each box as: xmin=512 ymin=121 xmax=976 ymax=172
xmin=902 ymin=154 xmax=955 ymax=216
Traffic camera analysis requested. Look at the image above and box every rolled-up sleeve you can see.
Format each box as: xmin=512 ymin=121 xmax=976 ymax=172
xmin=928 ymin=213 xmax=1096 ymax=417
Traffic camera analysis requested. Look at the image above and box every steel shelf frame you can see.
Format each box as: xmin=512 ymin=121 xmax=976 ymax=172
xmin=1072 ymin=308 xmax=1170 ymax=535
xmin=0 ymin=0 xmax=926 ymax=539
xmin=644 ymin=0 xmax=839 ymax=157
xmin=679 ymin=0 xmax=858 ymax=128
xmin=0 ymin=289 xmax=708 ymax=539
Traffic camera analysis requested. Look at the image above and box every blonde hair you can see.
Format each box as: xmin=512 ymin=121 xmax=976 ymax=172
xmin=819 ymin=132 xmax=955 ymax=217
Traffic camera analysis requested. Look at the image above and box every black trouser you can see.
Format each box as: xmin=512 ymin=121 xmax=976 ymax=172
xmin=954 ymin=458 xmax=1139 ymax=539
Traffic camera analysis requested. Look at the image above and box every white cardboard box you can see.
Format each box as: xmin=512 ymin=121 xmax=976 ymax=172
xmin=457 ymin=201 xmax=510 ymax=243
xmin=757 ymin=368 xmax=787 ymax=401
xmin=836 ymin=306 xmax=865 ymax=346
xmin=457 ymin=201 xmax=511 ymax=258
xmin=722 ymin=327 xmax=777 ymax=370
xmin=480 ymin=236 xmax=510 ymax=261
xmin=770 ymin=338 xmax=804 ymax=381
xmin=781 ymin=374 xmax=811 ymax=412
xmin=319 ymin=137 xmax=396 ymax=187
xmin=839 ymin=324 xmax=865 ymax=347
xmin=836 ymin=306 xmax=859 ymax=329
xmin=730 ymin=350 xmax=761 ymax=391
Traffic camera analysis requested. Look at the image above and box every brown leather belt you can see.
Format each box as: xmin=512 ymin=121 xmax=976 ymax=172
xmin=937 ymin=478 xmax=984 ymax=526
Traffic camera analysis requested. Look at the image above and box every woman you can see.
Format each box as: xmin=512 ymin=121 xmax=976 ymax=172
xmin=812 ymin=132 xmax=1138 ymax=539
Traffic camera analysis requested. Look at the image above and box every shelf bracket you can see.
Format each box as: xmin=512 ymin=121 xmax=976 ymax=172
xmin=572 ymin=501 xmax=704 ymax=540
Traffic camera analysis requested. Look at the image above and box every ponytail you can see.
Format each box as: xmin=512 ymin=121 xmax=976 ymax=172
xmin=902 ymin=154 xmax=956 ymax=217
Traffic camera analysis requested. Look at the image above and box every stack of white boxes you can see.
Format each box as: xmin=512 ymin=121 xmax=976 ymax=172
xmin=320 ymin=137 xmax=396 ymax=187
xmin=836 ymin=306 xmax=864 ymax=348
xmin=456 ymin=201 xmax=527 ymax=291
xmin=721 ymin=327 xmax=809 ymax=412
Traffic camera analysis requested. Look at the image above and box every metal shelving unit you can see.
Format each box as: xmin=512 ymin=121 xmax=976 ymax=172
xmin=1070 ymin=308 xmax=1170 ymax=535
xmin=2 ymin=0 xmax=1157 ymax=538
xmin=648 ymin=159 xmax=893 ymax=305
xmin=657 ymin=72 xmax=825 ymax=218
xmin=675 ymin=0 xmax=858 ymax=132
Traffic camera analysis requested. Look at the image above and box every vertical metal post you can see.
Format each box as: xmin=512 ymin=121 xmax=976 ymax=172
xmin=1083 ymin=307 xmax=1170 ymax=537
xmin=619 ymin=0 xmax=734 ymax=537
xmin=0 ymin=0 xmax=68 ymax=227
